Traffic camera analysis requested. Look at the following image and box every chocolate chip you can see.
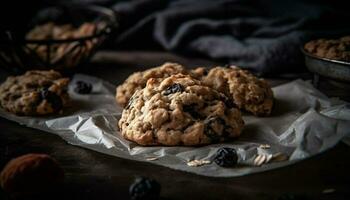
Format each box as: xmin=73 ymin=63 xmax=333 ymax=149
xmin=163 ymin=83 xmax=184 ymax=95
xmin=40 ymin=88 xmax=62 ymax=111
xmin=204 ymin=117 xmax=226 ymax=142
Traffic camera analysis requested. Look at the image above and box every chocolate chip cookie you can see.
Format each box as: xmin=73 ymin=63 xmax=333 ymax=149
xmin=201 ymin=66 xmax=274 ymax=116
xmin=118 ymin=74 xmax=244 ymax=146
xmin=0 ymin=70 xmax=70 ymax=116
xmin=116 ymin=62 xmax=188 ymax=107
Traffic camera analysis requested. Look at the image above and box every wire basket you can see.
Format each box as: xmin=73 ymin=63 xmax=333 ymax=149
xmin=0 ymin=5 xmax=117 ymax=74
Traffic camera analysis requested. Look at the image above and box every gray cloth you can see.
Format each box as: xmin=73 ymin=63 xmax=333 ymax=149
xmin=111 ymin=0 xmax=350 ymax=75
xmin=1 ymin=0 xmax=349 ymax=75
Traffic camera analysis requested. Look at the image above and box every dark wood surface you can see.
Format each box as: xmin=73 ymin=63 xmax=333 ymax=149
xmin=0 ymin=51 xmax=349 ymax=200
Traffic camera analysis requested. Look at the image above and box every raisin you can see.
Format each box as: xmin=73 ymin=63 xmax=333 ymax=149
xmin=163 ymin=83 xmax=184 ymax=95
xmin=204 ymin=117 xmax=225 ymax=142
xmin=129 ymin=177 xmax=161 ymax=200
xmin=203 ymin=68 xmax=208 ymax=76
xmin=220 ymin=94 xmax=236 ymax=108
xmin=277 ymin=194 xmax=308 ymax=200
xmin=214 ymin=147 xmax=238 ymax=167
xmin=40 ymin=88 xmax=62 ymax=111
xmin=183 ymin=104 xmax=201 ymax=119
xmin=74 ymin=81 xmax=92 ymax=94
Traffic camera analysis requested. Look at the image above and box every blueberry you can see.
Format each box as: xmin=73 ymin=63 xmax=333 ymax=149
xmin=129 ymin=177 xmax=161 ymax=200
xmin=40 ymin=88 xmax=63 ymax=111
xmin=74 ymin=81 xmax=92 ymax=94
xmin=163 ymin=83 xmax=184 ymax=95
xmin=214 ymin=147 xmax=238 ymax=167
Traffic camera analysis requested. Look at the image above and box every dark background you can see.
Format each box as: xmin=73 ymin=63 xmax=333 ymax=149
xmin=1 ymin=0 xmax=350 ymax=76
xmin=0 ymin=1 xmax=350 ymax=199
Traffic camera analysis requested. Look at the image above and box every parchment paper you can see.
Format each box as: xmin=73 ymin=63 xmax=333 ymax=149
xmin=1 ymin=74 xmax=349 ymax=177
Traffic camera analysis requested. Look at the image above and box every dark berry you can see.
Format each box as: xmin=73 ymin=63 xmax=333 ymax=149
xmin=40 ymin=88 xmax=63 ymax=111
xmin=220 ymin=94 xmax=236 ymax=108
xmin=204 ymin=117 xmax=226 ymax=142
xmin=129 ymin=177 xmax=161 ymax=200
xmin=74 ymin=81 xmax=92 ymax=94
xmin=163 ymin=83 xmax=184 ymax=95
xmin=214 ymin=147 xmax=238 ymax=167
xmin=182 ymin=104 xmax=201 ymax=119
xmin=203 ymin=68 xmax=208 ymax=76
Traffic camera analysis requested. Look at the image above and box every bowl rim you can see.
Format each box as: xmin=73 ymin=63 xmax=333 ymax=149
xmin=300 ymin=44 xmax=350 ymax=67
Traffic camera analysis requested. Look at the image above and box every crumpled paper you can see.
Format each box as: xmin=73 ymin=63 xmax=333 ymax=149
xmin=1 ymin=74 xmax=349 ymax=177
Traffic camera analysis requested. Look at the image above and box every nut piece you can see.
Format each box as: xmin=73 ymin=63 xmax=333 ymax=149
xmin=0 ymin=154 xmax=64 ymax=198
xmin=187 ymin=160 xmax=211 ymax=167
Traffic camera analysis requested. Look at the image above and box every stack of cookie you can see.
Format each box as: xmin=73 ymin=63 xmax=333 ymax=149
xmin=116 ymin=63 xmax=274 ymax=146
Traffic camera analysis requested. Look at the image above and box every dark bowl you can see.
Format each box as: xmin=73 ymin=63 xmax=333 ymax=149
xmin=0 ymin=5 xmax=117 ymax=74
xmin=301 ymin=46 xmax=350 ymax=83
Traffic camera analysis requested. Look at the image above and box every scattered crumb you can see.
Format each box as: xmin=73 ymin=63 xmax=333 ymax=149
xmin=254 ymin=154 xmax=267 ymax=166
xmin=254 ymin=152 xmax=287 ymax=166
xmin=322 ymin=188 xmax=336 ymax=194
xmin=271 ymin=152 xmax=289 ymax=162
xmin=259 ymin=144 xmax=271 ymax=149
xmin=146 ymin=157 xmax=158 ymax=161
xmin=187 ymin=160 xmax=211 ymax=167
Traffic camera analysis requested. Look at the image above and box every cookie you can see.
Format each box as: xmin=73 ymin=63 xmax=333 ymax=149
xmin=201 ymin=66 xmax=274 ymax=116
xmin=304 ymin=36 xmax=350 ymax=62
xmin=116 ymin=62 xmax=188 ymax=107
xmin=118 ymin=74 xmax=244 ymax=146
xmin=0 ymin=70 xmax=70 ymax=116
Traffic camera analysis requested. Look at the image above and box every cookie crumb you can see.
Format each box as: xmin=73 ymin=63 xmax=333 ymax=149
xmin=271 ymin=152 xmax=289 ymax=162
xmin=187 ymin=160 xmax=211 ymax=167
xmin=322 ymin=188 xmax=336 ymax=194
xmin=146 ymin=157 xmax=158 ymax=161
xmin=254 ymin=154 xmax=267 ymax=166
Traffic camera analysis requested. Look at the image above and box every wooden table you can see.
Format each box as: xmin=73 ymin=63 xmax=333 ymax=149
xmin=0 ymin=51 xmax=349 ymax=200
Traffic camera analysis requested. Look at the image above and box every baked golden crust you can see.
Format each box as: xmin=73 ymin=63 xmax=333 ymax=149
xmin=201 ymin=66 xmax=274 ymax=116
xmin=118 ymin=74 xmax=244 ymax=146
xmin=116 ymin=62 xmax=188 ymax=107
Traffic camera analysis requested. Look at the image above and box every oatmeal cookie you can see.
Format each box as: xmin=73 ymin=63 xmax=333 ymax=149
xmin=201 ymin=66 xmax=274 ymax=116
xmin=304 ymin=36 xmax=350 ymax=61
xmin=0 ymin=70 xmax=70 ymax=116
xmin=116 ymin=62 xmax=188 ymax=107
xmin=118 ymin=74 xmax=244 ymax=146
